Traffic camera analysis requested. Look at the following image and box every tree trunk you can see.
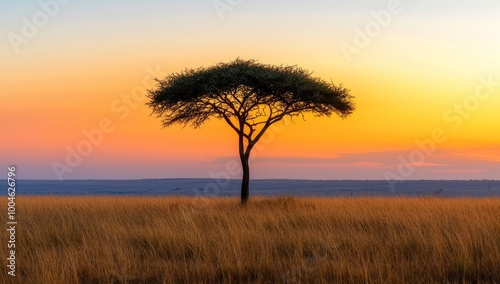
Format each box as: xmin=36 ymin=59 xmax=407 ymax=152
xmin=240 ymin=154 xmax=250 ymax=205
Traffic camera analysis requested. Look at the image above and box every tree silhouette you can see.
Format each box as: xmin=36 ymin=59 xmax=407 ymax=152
xmin=147 ymin=59 xmax=355 ymax=204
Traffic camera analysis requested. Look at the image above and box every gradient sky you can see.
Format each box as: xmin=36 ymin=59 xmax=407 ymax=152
xmin=1 ymin=0 xmax=499 ymax=180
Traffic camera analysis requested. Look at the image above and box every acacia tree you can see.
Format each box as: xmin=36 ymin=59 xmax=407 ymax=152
xmin=147 ymin=59 xmax=355 ymax=204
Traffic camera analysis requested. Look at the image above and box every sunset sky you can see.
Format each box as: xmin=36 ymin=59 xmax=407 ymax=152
xmin=1 ymin=0 xmax=499 ymax=180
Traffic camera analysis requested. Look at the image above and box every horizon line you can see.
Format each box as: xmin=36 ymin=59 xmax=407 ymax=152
xmin=8 ymin=178 xmax=500 ymax=182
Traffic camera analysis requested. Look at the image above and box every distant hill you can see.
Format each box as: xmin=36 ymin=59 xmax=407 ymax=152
xmin=7 ymin=179 xmax=500 ymax=197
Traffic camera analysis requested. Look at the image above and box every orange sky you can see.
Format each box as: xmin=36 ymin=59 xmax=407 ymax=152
xmin=1 ymin=1 xmax=499 ymax=180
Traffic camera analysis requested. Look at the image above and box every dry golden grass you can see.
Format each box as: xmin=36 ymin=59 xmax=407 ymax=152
xmin=2 ymin=196 xmax=500 ymax=283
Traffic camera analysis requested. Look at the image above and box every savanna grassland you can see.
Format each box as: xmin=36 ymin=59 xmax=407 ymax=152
xmin=2 ymin=196 xmax=500 ymax=283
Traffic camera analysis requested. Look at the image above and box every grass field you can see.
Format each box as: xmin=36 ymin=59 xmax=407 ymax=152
xmin=2 ymin=196 xmax=500 ymax=283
